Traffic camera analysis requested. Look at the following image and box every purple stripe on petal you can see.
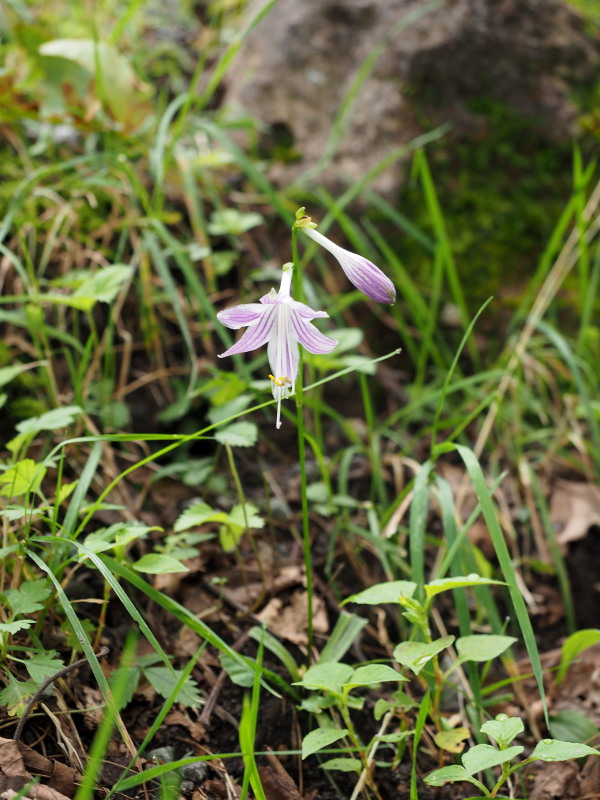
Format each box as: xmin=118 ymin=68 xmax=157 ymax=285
xmin=290 ymin=312 xmax=338 ymax=355
xmin=338 ymin=252 xmax=396 ymax=304
xmin=217 ymin=303 xmax=265 ymax=329
xmin=288 ymin=298 xmax=329 ymax=320
xmin=218 ymin=305 xmax=277 ymax=357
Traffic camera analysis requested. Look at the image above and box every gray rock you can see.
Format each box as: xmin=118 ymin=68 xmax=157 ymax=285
xmin=223 ymin=0 xmax=599 ymax=196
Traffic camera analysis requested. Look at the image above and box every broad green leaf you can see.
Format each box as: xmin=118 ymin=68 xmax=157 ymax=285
xmin=0 ymin=674 xmax=39 ymax=717
xmin=425 ymin=574 xmax=504 ymax=599
xmin=5 ymin=579 xmax=52 ymax=615
xmin=557 ymin=629 xmax=600 ymax=684
xmin=70 ymin=265 xmax=133 ymax=310
xmin=481 ymin=715 xmax=524 ymax=748
xmin=346 ymin=664 xmax=406 ymax=687
xmin=424 ymin=765 xmax=472 ymax=786
xmin=219 ymin=653 xmax=255 ymax=687
xmin=456 ymin=634 xmax=517 ymax=663
xmin=435 ymin=727 xmax=470 ymax=753
xmin=207 ymin=209 xmax=263 ymax=236
xmin=342 ymin=580 xmax=417 ymax=606
xmin=25 ymin=650 xmax=66 ymax=683
xmin=83 ymin=522 xmax=160 ymax=555
xmin=39 ymin=41 xmax=149 ymax=124
xmin=302 ymin=728 xmax=348 ymax=759
xmin=393 ymin=636 xmax=455 ymax=675
xmin=16 ymin=405 xmax=83 ymax=435
xmin=132 ymin=554 xmax=189 ymax=574
xmin=462 ymin=744 xmax=523 ymax=775
xmin=174 ymin=502 xmax=229 ymax=532
xmin=0 ymin=364 xmax=34 ymax=388
xmin=320 ymin=757 xmax=362 ymax=773
xmin=0 ymin=459 xmax=46 ymax=496
xmin=214 ymin=421 xmax=258 ymax=447
xmin=376 ymin=731 xmax=413 ymax=743
xmin=142 ymin=667 xmax=202 ymax=708
xmin=549 ymin=710 xmax=599 ymax=744
xmin=295 ymin=663 xmax=354 ymax=694
xmin=530 ymin=738 xmax=600 ymax=762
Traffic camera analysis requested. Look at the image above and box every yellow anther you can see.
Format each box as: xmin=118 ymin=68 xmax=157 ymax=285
xmin=269 ymin=375 xmax=292 ymax=387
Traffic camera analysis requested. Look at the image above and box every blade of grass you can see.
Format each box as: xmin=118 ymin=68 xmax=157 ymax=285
xmin=454 ymin=445 xmax=548 ymax=725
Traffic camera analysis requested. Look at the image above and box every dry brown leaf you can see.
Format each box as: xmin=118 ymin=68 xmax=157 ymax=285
xmin=550 ymin=480 xmax=600 ymax=544
xmin=256 ymin=591 xmax=328 ymax=645
xmin=0 ymin=739 xmax=73 ymax=800
xmin=525 ymin=759 xmax=581 ymax=800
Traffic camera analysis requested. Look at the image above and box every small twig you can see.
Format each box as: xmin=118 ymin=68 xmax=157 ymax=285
xmin=13 ymin=646 xmax=110 ymax=742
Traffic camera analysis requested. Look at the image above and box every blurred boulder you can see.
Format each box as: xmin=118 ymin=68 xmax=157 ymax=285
xmin=223 ymin=0 xmax=599 ymax=196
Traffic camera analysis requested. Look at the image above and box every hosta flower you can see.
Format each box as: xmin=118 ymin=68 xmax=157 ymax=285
xmin=217 ymin=265 xmax=337 ymax=429
xmin=300 ymin=225 xmax=396 ymax=305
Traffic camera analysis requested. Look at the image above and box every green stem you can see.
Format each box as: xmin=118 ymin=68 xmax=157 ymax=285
xmin=292 ymin=227 xmax=314 ymax=662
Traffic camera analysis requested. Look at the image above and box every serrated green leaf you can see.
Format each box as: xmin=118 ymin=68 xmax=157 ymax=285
xmin=56 ymin=481 xmax=78 ymax=505
xmin=0 ymin=459 xmax=46 ymax=496
xmin=342 ymin=580 xmax=417 ymax=606
xmin=557 ymin=629 xmax=600 ymax=684
xmin=0 ymin=620 xmax=34 ymax=634
xmin=424 ymin=574 xmax=504 ymax=599
xmin=481 ymin=715 xmax=524 ymax=748
xmin=132 ymin=554 xmax=189 ymax=574
xmin=462 ymin=744 xmax=523 ymax=775
xmin=0 ymin=674 xmax=39 ymax=717
xmin=214 ymin=421 xmax=258 ymax=447
xmin=530 ymin=738 xmax=600 ymax=762
xmin=25 ymin=650 xmax=65 ymax=683
xmin=109 ymin=665 xmax=141 ymax=710
xmin=346 ymin=664 xmax=406 ymax=688
xmin=320 ymin=757 xmax=362 ymax=773
xmin=294 ymin=662 xmax=354 ymax=695
xmin=393 ymin=636 xmax=455 ymax=675
xmin=302 ymin=728 xmax=348 ymax=759
xmin=5 ymin=579 xmax=52 ymax=615
xmin=456 ymin=634 xmax=517 ymax=663
xmin=174 ymin=502 xmax=229 ymax=532
xmin=424 ymin=765 xmax=472 ymax=786
xmin=229 ymin=503 xmax=264 ymax=530
xmin=141 ymin=666 xmax=202 ymax=708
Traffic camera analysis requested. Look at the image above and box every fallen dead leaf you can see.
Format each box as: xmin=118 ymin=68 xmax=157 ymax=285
xmin=256 ymin=591 xmax=328 ymax=646
xmin=257 ymin=748 xmax=303 ymax=800
xmin=525 ymin=759 xmax=581 ymax=800
xmin=550 ymin=480 xmax=600 ymax=544
xmin=0 ymin=739 xmax=74 ymax=800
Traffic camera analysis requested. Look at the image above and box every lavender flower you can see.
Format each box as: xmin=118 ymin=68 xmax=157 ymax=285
xmin=299 ymin=224 xmax=396 ymax=305
xmin=217 ymin=265 xmax=337 ymax=429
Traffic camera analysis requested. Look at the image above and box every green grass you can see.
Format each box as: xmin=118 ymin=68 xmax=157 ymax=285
xmin=1 ymin=2 xmax=599 ymax=799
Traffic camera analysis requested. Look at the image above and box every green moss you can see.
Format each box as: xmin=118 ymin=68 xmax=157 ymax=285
xmin=398 ymin=101 xmax=581 ymax=304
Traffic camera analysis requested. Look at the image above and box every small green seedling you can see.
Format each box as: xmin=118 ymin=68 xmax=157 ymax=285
xmin=425 ymin=713 xmax=600 ymax=797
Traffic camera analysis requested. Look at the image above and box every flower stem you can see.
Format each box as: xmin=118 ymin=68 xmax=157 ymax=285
xmin=292 ymin=228 xmax=314 ymax=663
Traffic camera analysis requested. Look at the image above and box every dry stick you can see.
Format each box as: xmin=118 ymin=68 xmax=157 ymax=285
xmin=13 ymin=646 xmax=110 ymax=743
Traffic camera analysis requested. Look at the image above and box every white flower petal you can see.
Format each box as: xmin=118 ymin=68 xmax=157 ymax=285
xmin=218 ymin=304 xmax=277 ymax=357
